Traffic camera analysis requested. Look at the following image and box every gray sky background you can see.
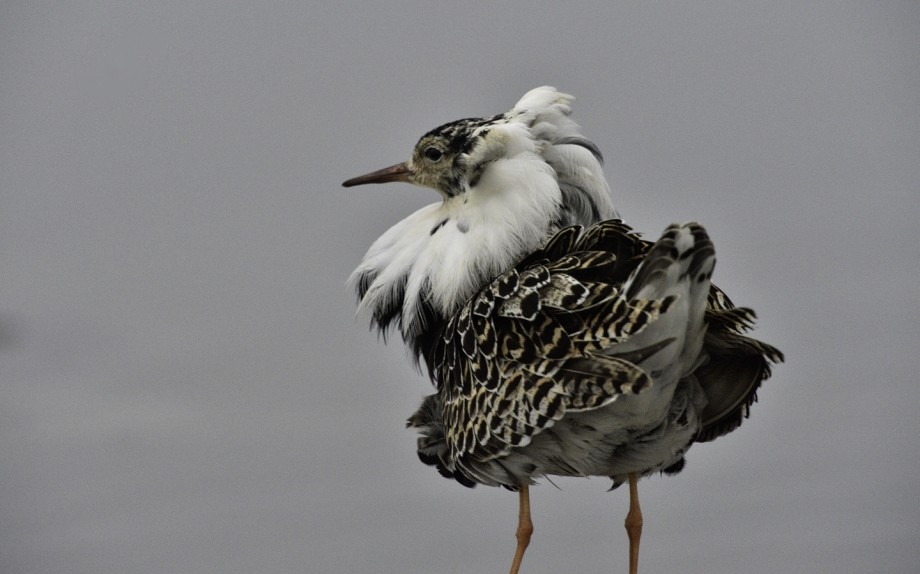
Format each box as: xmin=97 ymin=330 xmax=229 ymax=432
xmin=2 ymin=2 xmax=918 ymax=573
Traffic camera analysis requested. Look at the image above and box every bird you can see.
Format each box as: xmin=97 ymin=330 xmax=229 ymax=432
xmin=344 ymin=86 xmax=783 ymax=574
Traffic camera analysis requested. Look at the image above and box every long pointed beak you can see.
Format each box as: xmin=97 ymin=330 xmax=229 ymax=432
xmin=342 ymin=162 xmax=413 ymax=187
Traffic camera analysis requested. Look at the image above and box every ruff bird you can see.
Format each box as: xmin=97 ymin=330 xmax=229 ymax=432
xmin=344 ymin=87 xmax=783 ymax=574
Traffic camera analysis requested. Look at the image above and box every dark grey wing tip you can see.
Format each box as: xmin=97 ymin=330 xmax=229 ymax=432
xmin=694 ymin=351 xmax=777 ymax=443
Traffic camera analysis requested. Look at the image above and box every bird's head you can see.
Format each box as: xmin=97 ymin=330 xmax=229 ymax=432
xmin=342 ymin=115 xmax=506 ymax=199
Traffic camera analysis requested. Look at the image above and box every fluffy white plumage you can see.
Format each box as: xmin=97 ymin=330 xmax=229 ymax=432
xmin=348 ymin=87 xmax=616 ymax=339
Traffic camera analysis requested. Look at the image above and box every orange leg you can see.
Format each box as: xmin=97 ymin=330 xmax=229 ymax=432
xmin=508 ymin=484 xmax=533 ymax=574
xmin=624 ymin=473 xmax=643 ymax=574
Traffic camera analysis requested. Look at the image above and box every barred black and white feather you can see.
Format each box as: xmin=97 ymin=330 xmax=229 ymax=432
xmin=407 ymin=220 xmax=782 ymax=488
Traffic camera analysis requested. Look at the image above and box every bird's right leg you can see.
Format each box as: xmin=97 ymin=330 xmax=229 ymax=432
xmin=625 ymin=473 xmax=643 ymax=574
xmin=508 ymin=484 xmax=533 ymax=574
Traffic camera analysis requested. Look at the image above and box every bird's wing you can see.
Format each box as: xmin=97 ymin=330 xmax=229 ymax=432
xmin=413 ymin=220 xmax=783 ymax=486
xmin=431 ymin=221 xmax=675 ymax=481
xmin=577 ymin=223 xmax=784 ymax=443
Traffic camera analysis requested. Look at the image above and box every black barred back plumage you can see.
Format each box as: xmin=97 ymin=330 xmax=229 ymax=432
xmin=407 ymin=219 xmax=783 ymax=488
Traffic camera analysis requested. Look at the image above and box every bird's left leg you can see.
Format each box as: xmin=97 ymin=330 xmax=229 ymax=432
xmin=625 ymin=473 xmax=643 ymax=574
xmin=508 ymin=484 xmax=533 ymax=574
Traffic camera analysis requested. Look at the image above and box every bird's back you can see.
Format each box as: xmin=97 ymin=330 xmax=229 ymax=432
xmin=408 ymin=220 xmax=783 ymax=488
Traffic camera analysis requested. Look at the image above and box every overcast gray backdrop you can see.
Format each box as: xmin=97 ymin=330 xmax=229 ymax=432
xmin=2 ymin=2 xmax=918 ymax=573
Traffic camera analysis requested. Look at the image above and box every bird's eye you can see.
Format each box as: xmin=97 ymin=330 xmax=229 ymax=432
xmin=424 ymin=147 xmax=443 ymax=162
